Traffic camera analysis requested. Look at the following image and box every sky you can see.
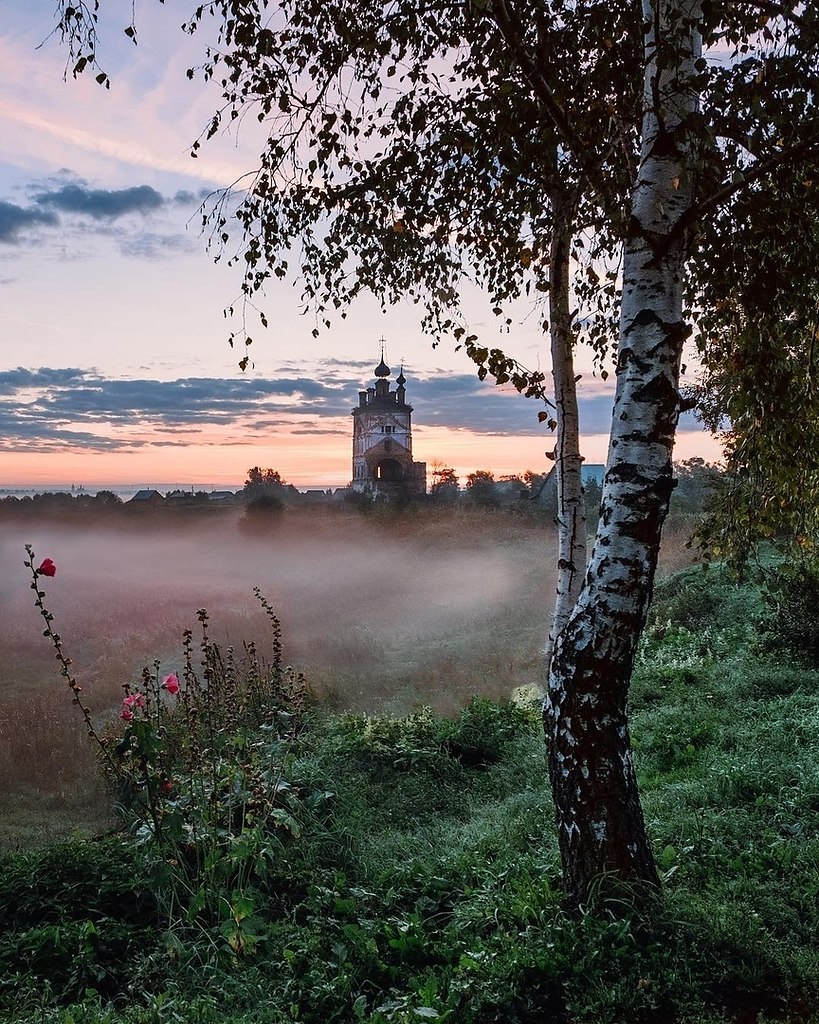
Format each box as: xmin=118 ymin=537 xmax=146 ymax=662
xmin=0 ymin=3 xmax=723 ymax=490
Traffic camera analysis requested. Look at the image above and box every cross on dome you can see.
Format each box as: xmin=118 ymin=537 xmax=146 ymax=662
xmin=374 ymin=337 xmax=391 ymax=378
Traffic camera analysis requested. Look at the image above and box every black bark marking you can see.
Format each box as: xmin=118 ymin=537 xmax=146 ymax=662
xmin=631 ymin=371 xmax=678 ymax=406
xmin=617 ymin=346 xmax=654 ymax=375
xmin=647 ymin=122 xmax=687 ymax=161
xmin=625 ymin=307 xmax=663 ymax=334
xmin=607 ymin=463 xmax=654 ymax=485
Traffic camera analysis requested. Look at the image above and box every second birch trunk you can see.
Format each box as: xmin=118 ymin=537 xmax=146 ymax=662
xmin=544 ymin=198 xmax=587 ymax=674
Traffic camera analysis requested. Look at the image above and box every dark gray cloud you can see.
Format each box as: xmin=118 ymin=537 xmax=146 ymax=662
xmin=34 ymin=184 xmax=164 ymax=220
xmin=392 ymin=370 xmax=594 ymax=436
xmin=0 ymin=363 xmax=706 ymax=455
xmin=16 ymin=374 xmax=348 ymax=426
xmin=0 ymin=178 xmax=208 ymax=249
xmin=0 ymin=368 xmax=354 ymax=452
xmin=289 ymin=426 xmax=349 ymax=436
xmin=0 ymin=406 xmax=146 ymax=452
xmin=0 ymin=367 xmax=88 ymax=391
xmin=0 ymin=201 xmax=58 ymax=243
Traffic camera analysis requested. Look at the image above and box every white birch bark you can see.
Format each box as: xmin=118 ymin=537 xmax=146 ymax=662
xmin=545 ymin=0 xmax=702 ymax=904
xmin=544 ymin=199 xmax=587 ymax=675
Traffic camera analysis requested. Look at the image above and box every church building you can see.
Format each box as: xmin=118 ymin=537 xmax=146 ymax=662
xmin=351 ymin=347 xmax=426 ymax=496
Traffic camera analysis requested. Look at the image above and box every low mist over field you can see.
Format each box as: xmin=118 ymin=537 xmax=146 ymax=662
xmin=0 ymin=508 xmax=554 ymax=834
xmin=0 ymin=503 xmax=699 ymax=844
xmin=2 ymin=508 xmax=553 ymax=705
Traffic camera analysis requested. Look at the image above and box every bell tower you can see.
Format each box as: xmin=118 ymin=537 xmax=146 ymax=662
xmin=351 ymin=342 xmax=426 ymax=495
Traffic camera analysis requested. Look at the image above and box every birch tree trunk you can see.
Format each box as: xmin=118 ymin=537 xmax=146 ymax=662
xmin=544 ymin=197 xmax=587 ymax=674
xmin=545 ymin=0 xmax=702 ymax=906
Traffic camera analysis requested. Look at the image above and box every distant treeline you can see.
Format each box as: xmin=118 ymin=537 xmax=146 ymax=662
xmin=0 ymin=458 xmax=724 ymax=525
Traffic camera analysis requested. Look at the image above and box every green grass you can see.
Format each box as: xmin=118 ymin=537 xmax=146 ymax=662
xmin=4 ymin=562 xmax=819 ymax=1022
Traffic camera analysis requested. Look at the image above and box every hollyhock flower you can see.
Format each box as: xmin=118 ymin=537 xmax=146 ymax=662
xmin=162 ymin=673 xmax=180 ymax=695
xmin=37 ymin=558 xmax=56 ymax=577
xmin=122 ymin=693 xmax=145 ymax=710
xmin=120 ymin=707 xmax=134 ymax=722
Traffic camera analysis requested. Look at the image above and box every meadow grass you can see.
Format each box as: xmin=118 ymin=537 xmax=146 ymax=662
xmin=0 ymin=506 xmax=556 ymax=845
xmin=2 ymin=527 xmax=819 ymax=1022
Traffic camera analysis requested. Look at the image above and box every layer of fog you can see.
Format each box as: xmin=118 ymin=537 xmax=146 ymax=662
xmin=1 ymin=510 xmax=554 ymax=723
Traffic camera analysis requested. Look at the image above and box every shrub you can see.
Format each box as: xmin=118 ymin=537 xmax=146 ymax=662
xmin=445 ymin=696 xmax=536 ymax=767
xmin=762 ymin=557 xmax=819 ymax=668
xmin=242 ymin=493 xmax=285 ymax=531
xmin=24 ymin=547 xmax=316 ymax=951
xmin=0 ymin=838 xmax=157 ymax=1007
xmin=648 ymin=563 xmax=764 ymax=637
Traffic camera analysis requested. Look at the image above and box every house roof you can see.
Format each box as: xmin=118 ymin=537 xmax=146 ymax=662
xmin=130 ymin=489 xmax=164 ymax=501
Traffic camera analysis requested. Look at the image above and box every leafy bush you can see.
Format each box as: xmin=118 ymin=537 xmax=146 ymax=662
xmin=0 ymin=838 xmax=154 ymax=930
xmin=245 ymin=493 xmax=285 ymax=517
xmin=762 ymin=557 xmax=819 ymax=668
xmin=647 ymin=563 xmax=764 ymax=637
xmin=445 ymin=696 xmax=536 ymax=767
xmin=328 ymin=698 xmax=537 ymax=774
xmin=0 ymin=838 xmax=157 ymax=1007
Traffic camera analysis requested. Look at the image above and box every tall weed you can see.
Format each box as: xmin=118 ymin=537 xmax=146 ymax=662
xmin=24 ymin=546 xmax=317 ymax=953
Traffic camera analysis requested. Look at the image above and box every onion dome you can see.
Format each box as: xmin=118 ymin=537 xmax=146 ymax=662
xmin=374 ymin=339 xmax=391 ymax=378
xmin=396 ymin=367 xmax=406 ymax=386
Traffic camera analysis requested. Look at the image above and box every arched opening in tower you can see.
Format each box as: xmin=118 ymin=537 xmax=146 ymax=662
xmin=374 ymin=459 xmax=404 ymax=482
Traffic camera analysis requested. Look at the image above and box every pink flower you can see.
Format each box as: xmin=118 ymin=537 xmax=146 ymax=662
xmin=37 ymin=558 xmax=56 ymax=577
xmin=162 ymin=673 xmax=180 ymax=696
xmin=161 ymin=780 xmax=173 ymax=793
xmin=122 ymin=693 xmax=145 ymax=710
xmin=120 ymin=707 xmax=134 ymax=722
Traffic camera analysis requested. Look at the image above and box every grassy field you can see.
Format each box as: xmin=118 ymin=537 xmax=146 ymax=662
xmin=0 ymin=507 xmax=553 ymax=845
xmin=0 ymin=504 xmax=699 ymax=815
xmin=4 ymin=507 xmax=818 ymax=1022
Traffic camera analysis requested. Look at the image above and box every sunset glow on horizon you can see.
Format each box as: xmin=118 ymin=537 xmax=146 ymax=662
xmin=0 ymin=419 xmax=725 ymax=493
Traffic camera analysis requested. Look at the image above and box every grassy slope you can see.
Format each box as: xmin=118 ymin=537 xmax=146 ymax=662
xmin=3 ymin=564 xmax=819 ymax=1022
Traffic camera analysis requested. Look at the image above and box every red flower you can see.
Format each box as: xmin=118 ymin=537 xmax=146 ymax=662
xmin=162 ymin=673 xmax=180 ymax=695
xmin=120 ymin=707 xmax=134 ymax=722
xmin=37 ymin=558 xmax=56 ymax=577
